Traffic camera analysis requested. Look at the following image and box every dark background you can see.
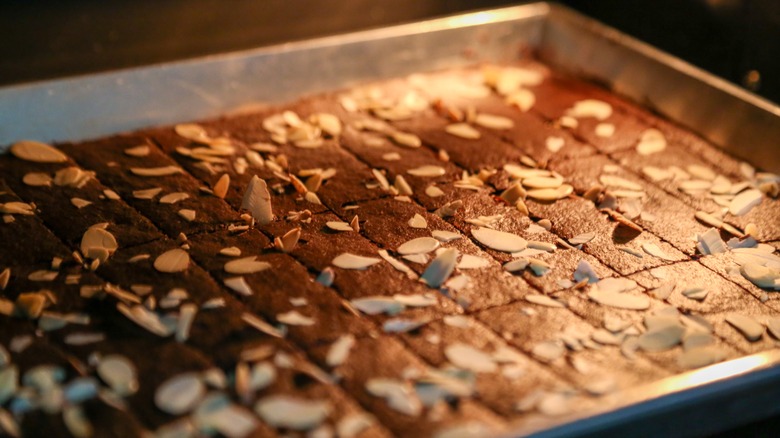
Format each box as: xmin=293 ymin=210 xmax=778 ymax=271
xmin=1 ymin=0 xmax=779 ymax=435
xmin=0 ymin=0 xmax=779 ymax=103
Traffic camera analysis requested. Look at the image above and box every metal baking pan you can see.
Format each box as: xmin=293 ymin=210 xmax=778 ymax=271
xmin=1 ymin=2 xmax=779 ymax=436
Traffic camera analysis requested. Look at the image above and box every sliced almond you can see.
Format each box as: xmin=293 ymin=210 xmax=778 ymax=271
xmin=332 ymin=253 xmax=381 ymax=270
xmin=526 ymin=185 xmax=573 ymax=202
xmin=525 ymin=294 xmax=565 ymax=308
xmin=178 ymin=209 xmax=196 ymax=222
xmin=725 ymin=314 xmax=764 ymax=341
xmin=408 ymin=214 xmax=427 ymax=229
xmin=407 ymin=165 xmax=446 ymax=177
xmin=10 ymin=140 xmax=68 ymax=163
xmin=588 ymin=289 xmax=650 ymax=310
xmin=391 ymin=132 xmax=421 ymax=148
xmin=474 ymin=113 xmax=514 ymax=130
xmin=0 ymin=268 xmax=10 ymax=290
xmin=565 ymin=100 xmax=612 ymax=120
xmin=159 ymin=192 xmax=190 ymax=204
xmin=225 ymin=257 xmax=271 ymax=274
xmin=124 ymin=145 xmax=150 ymax=157
xmin=472 ymin=227 xmax=527 ymax=252
xmin=70 ymin=198 xmax=92 ymax=209
xmin=425 ymin=185 xmax=445 ymax=197
xmin=276 ymin=228 xmax=301 ymax=253
xmin=153 ymin=249 xmax=190 ymax=273
xmin=22 ymin=172 xmax=52 ymax=187
xmin=729 ymin=189 xmax=763 ymax=216
xmin=326 ymin=221 xmax=353 ymax=232
xmin=130 ymin=166 xmax=182 ymax=177
xmin=445 ymin=123 xmax=480 ymax=140
xmin=132 ymin=188 xmax=162 ymax=200
xmin=397 ymin=237 xmax=439 ymax=255
xmin=241 ymin=176 xmax=273 ymax=225
xmin=636 ymin=129 xmax=667 ymax=155
xmin=224 ymin=277 xmax=253 ymax=296
xmin=213 ymin=174 xmax=230 ymax=199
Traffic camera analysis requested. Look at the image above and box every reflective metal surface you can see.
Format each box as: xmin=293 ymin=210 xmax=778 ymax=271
xmin=0 ymin=3 xmax=779 ymax=435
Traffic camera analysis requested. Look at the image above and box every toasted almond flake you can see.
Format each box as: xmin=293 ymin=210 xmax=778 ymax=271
xmin=503 ymin=258 xmax=530 ymax=273
xmin=407 ymin=213 xmax=427 ymax=229
xmin=128 ymin=254 xmax=150 ymax=263
xmin=224 ymin=256 xmax=270 ymax=274
xmin=22 ymin=172 xmax=52 ymax=187
xmin=678 ymin=345 xmax=728 ymax=369
xmin=275 ymin=227 xmax=301 ymax=253
xmin=350 ymin=297 xmax=404 ymax=316
xmin=472 ymin=227 xmax=527 ymax=253
xmin=155 ymin=373 xmax=205 ymax=415
xmin=638 ymin=325 xmax=684 ymax=352
xmin=425 ymin=185 xmax=445 ymax=198
xmin=10 ymin=140 xmax=68 ymax=163
xmin=154 ymin=249 xmax=190 ymax=273
xmin=175 ymin=123 xmax=210 ymax=142
xmin=725 ymin=314 xmax=764 ymax=341
xmin=312 ymin=112 xmax=342 ymax=137
xmin=116 ymin=303 xmax=172 ymax=336
xmin=694 ymin=211 xmax=723 ymax=228
xmin=241 ymin=176 xmax=273 ymax=225
xmin=326 ymin=334 xmax=356 ymax=368
xmin=642 ymin=242 xmax=675 ymax=261
xmin=155 ymin=192 xmax=189 ymax=205
xmin=526 ymin=185 xmax=573 ymax=201
xmin=242 ymin=313 xmax=283 ymax=338
xmin=70 ymin=198 xmax=92 ymax=209
xmin=366 ymin=379 xmax=422 ymax=416
xmin=377 ymin=250 xmax=417 ymax=279
xmin=565 ymin=99 xmax=612 ymax=120
xmin=474 ymin=113 xmax=514 ymax=130
xmin=421 ymin=248 xmax=458 ymax=288
xmin=326 ymin=221 xmax=353 ymax=232
xmin=456 ymin=254 xmax=489 ymax=270
xmin=277 ymin=310 xmax=315 ymax=326
xmin=123 ymin=145 xmax=150 ymax=157
xmin=407 ymin=165 xmax=446 ymax=177
xmin=0 ymin=202 xmax=34 ymax=215
xmin=651 ymin=283 xmax=675 ymax=300
xmin=371 ymin=168 xmax=390 ymax=191
xmin=178 ymin=209 xmax=196 ymax=222
xmin=532 ymin=341 xmax=565 ymax=362
xmin=599 ymin=174 xmax=643 ymax=191
xmin=569 ymin=232 xmax=596 ymax=246
xmin=588 ymin=289 xmax=650 ymax=310
xmin=224 ymin=277 xmax=253 ymax=296
xmin=636 ymin=129 xmax=667 ymax=155
xmin=0 ymin=269 xmax=9 ymax=291
xmin=333 ymin=253 xmax=381 ymax=270
xmin=444 ymin=343 xmax=497 ymax=373
xmin=595 ymin=123 xmax=615 ymax=137
xmin=525 ymin=294 xmax=565 ymax=308
xmin=391 ymin=131 xmax=422 ymax=148
xmin=681 ymin=287 xmax=709 ymax=301
xmin=397 ymin=237 xmax=440 ymax=255
xmin=445 ymin=123 xmax=481 ymax=140
xmin=506 ymin=88 xmax=536 ymax=111
xmin=729 ymin=189 xmax=762 ymax=216
xmin=383 ymin=152 xmax=401 ymax=161
xmin=175 ymin=304 xmax=197 ymax=342
xmin=432 ymin=230 xmax=461 ymax=243
xmin=80 ymin=227 xmax=118 ymax=260
xmin=130 ymin=166 xmax=182 ymax=177
xmin=255 ymin=395 xmax=331 ymax=430
xmin=133 ymin=187 xmax=162 ymax=200
xmin=211 ymin=174 xmax=229 ymax=199
xmin=545 ymin=136 xmax=565 ymax=153
xmin=523 ymin=175 xmax=564 ymax=189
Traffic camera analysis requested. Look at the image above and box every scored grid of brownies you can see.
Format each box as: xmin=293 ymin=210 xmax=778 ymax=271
xmin=0 ymin=58 xmax=778 ymax=437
